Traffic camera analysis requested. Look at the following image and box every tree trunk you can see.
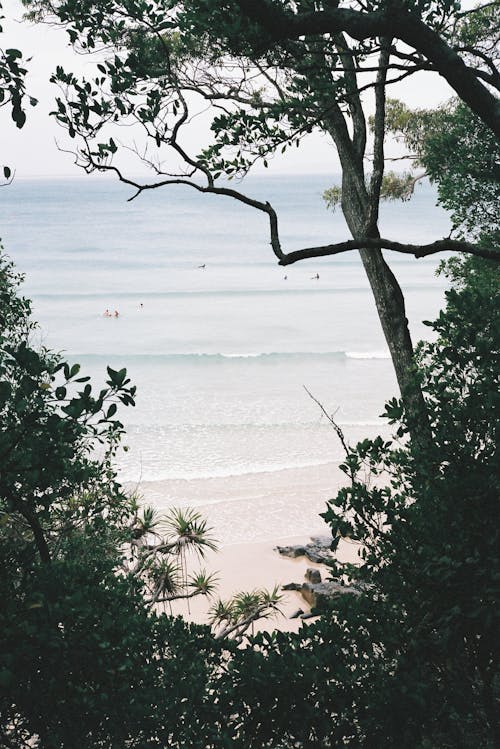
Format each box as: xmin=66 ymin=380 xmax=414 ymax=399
xmin=21 ymin=502 xmax=52 ymax=564
xmin=359 ymin=248 xmax=430 ymax=442
xmin=339 ymin=152 xmax=431 ymax=447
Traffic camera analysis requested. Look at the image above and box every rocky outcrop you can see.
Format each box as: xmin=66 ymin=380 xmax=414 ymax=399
xmin=282 ymin=582 xmax=301 ymax=591
xmin=275 ymin=535 xmax=335 ymax=564
xmin=281 ymin=544 xmax=360 ymax=615
xmin=300 ymin=580 xmax=359 ymax=610
xmin=305 ymin=567 xmax=322 ymax=584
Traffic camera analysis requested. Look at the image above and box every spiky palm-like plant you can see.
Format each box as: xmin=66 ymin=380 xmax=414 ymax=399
xmin=210 ymin=586 xmax=283 ymax=641
xmin=189 ymin=570 xmax=219 ymax=597
xmin=146 ymin=558 xmax=181 ymax=605
xmin=131 ymin=504 xmax=161 ymax=540
xmin=209 ymin=598 xmax=236 ymax=629
xmin=162 ymin=507 xmax=217 ymax=558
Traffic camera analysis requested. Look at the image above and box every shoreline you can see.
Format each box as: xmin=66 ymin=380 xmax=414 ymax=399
xmin=137 ymin=460 xmax=360 ymax=632
xmin=130 ymin=460 xmax=349 ymax=546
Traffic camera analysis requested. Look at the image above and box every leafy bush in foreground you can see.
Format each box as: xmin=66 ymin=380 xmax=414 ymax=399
xmin=0 ymin=249 xmax=229 ymax=747
xmin=215 ymin=257 xmax=499 ymax=748
xmin=1 ymin=247 xmax=498 ymax=747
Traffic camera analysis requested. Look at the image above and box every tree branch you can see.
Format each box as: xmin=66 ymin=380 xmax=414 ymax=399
xmin=279 ymin=237 xmax=500 ymax=265
xmin=147 ymin=588 xmax=203 ymax=606
xmin=235 ymin=1 xmax=500 ymax=138
xmin=77 ymin=150 xmax=498 ymax=265
xmin=18 ymin=502 xmax=52 ymax=564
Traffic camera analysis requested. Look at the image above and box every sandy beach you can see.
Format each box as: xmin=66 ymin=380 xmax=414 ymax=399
xmin=131 ymin=460 xmax=362 ymax=630
xmin=133 ymin=460 xmax=350 ymax=545
xmin=167 ymin=534 xmax=361 ymax=632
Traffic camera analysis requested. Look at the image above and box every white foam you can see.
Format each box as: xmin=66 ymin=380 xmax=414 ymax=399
xmin=118 ymin=457 xmax=344 ymax=484
xmin=345 ymin=350 xmax=390 ymax=359
xmin=220 ymin=352 xmax=262 ymax=358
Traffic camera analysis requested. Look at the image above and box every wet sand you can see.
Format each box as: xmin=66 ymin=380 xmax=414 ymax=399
xmin=131 ymin=460 xmax=348 ymax=545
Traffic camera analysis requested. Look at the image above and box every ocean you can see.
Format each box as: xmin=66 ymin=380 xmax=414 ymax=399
xmin=0 ymin=174 xmax=451 ymax=542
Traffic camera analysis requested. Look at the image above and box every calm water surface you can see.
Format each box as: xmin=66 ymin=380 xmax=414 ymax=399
xmin=0 ymin=174 xmax=451 ymax=483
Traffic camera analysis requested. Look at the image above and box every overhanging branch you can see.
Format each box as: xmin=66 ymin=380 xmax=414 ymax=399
xmin=279 ymin=237 xmax=500 ymax=264
xmin=78 ymin=151 xmax=498 ymax=265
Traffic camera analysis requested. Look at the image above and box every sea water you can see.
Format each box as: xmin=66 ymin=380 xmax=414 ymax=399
xmin=0 ymin=174 xmax=451 ymax=540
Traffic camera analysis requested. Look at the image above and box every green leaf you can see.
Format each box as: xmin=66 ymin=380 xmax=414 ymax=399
xmin=0 ymin=380 xmax=12 ymax=404
xmin=107 ymin=403 xmax=117 ymax=418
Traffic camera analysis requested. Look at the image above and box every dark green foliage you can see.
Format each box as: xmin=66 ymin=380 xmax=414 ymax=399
xmin=1 ymin=530 xmax=226 ymax=747
xmin=0 ymin=250 xmax=229 ymax=747
xmin=421 ymin=105 xmax=500 ymax=240
xmin=0 ymin=246 xmax=137 ymax=564
xmin=215 ymin=257 xmax=499 ymax=748
xmin=384 ymin=99 xmax=500 ymax=241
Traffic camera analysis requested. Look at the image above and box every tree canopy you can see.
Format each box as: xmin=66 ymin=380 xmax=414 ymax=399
xmin=0 ymin=0 xmax=37 ymax=181
xmin=21 ymin=0 xmax=499 ymax=258
xmin=20 ymin=0 xmax=498 ymax=450
xmin=1 ymin=2 xmax=499 ymax=745
xmin=226 ymin=0 xmax=500 ymax=137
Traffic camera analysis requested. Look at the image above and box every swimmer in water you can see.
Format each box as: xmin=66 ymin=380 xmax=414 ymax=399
xmin=103 ymin=309 xmax=111 ymax=317
xmin=114 ymin=310 xmax=119 ymax=317
xmin=198 ymin=263 xmax=206 ymax=269
xmin=311 ymin=273 xmax=320 ymax=280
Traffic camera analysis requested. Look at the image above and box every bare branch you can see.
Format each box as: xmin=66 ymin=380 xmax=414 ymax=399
xmin=456 ymin=2 xmax=499 ymax=18
xmin=455 ymin=45 xmax=500 ymax=81
xmin=279 ymin=237 xmax=500 ymax=264
xmin=77 ymin=147 xmax=498 ymax=265
xmin=331 ymin=33 xmax=367 ymax=159
xmin=303 ymin=386 xmax=350 ymax=459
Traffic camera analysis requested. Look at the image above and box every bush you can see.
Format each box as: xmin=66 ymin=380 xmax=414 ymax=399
xmin=216 ymin=257 xmax=499 ymax=748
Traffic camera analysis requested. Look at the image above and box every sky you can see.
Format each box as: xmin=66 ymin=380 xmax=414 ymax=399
xmin=1 ymin=0 xmax=459 ymax=178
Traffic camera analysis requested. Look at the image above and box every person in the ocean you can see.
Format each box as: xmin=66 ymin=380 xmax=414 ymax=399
xmin=198 ymin=263 xmax=206 ymax=269
xmin=103 ymin=309 xmax=111 ymax=317
xmin=311 ymin=273 xmax=320 ymax=280
xmin=114 ymin=310 xmax=119 ymax=317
